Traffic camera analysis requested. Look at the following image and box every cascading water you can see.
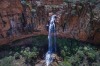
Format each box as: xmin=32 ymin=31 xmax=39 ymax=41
xmin=45 ymin=15 xmax=57 ymax=66
xmin=10 ymin=18 xmax=19 ymax=35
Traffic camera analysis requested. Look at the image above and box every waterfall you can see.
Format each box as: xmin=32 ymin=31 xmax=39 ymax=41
xmin=45 ymin=15 xmax=57 ymax=66
xmin=10 ymin=18 xmax=18 ymax=35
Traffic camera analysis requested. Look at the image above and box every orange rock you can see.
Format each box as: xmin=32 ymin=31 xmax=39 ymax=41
xmin=0 ymin=0 xmax=22 ymax=14
xmin=78 ymin=30 xmax=88 ymax=41
xmin=93 ymin=32 xmax=100 ymax=44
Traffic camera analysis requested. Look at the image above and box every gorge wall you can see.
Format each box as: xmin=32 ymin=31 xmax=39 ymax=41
xmin=0 ymin=0 xmax=100 ymax=45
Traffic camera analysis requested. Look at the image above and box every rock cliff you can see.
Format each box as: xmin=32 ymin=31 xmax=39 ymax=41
xmin=0 ymin=0 xmax=100 ymax=45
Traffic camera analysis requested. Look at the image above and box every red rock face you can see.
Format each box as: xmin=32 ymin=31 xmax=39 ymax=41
xmin=93 ymin=32 xmax=100 ymax=44
xmin=57 ymin=14 xmax=90 ymax=41
xmin=0 ymin=0 xmax=22 ymax=38
xmin=0 ymin=0 xmax=22 ymax=14
xmin=0 ymin=0 xmax=99 ymax=45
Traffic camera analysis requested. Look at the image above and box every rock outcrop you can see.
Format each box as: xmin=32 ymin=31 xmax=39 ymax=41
xmin=0 ymin=0 xmax=100 ymax=45
xmin=0 ymin=0 xmax=23 ymax=37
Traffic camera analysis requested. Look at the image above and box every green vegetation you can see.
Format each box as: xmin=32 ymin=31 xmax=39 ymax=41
xmin=0 ymin=35 xmax=99 ymax=66
xmin=0 ymin=56 xmax=14 ymax=66
xmin=57 ymin=38 xmax=100 ymax=66
xmin=0 ymin=35 xmax=47 ymax=66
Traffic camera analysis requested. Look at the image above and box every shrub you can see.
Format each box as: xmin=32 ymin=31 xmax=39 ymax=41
xmin=21 ymin=47 xmax=39 ymax=62
xmin=0 ymin=56 xmax=14 ymax=66
xmin=58 ymin=38 xmax=100 ymax=66
xmin=59 ymin=60 xmax=72 ymax=66
xmin=14 ymin=52 xmax=20 ymax=59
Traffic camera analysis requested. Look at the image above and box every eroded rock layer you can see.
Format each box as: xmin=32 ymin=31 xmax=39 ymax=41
xmin=0 ymin=0 xmax=100 ymax=45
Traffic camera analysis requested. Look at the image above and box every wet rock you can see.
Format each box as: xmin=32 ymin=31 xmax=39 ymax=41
xmin=35 ymin=54 xmax=61 ymax=66
xmin=35 ymin=60 xmax=45 ymax=66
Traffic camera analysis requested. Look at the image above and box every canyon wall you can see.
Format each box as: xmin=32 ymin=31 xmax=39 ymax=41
xmin=0 ymin=0 xmax=23 ymax=38
xmin=0 ymin=0 xmax=100 ymax=45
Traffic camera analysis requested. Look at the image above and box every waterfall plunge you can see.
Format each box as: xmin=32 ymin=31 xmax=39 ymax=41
xmin=45 ymin=15 xmax=57 ymax=66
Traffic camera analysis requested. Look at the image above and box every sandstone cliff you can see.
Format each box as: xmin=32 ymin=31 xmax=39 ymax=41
xmin=0 ymin=0 xmax=99 ymax=45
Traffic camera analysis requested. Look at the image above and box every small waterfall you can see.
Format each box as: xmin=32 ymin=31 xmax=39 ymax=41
xmin=10 ymin=18 xmax=18 ymax=35
xmin=10 ymin=19 xmax=16 ymax=28
xmin=45 ymin=15 xmax=57 ymax=66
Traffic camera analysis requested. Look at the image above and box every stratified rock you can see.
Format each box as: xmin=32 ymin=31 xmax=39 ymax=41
xmin=0 ymin=0 xmax=23 ymax=38
xmin=0 ymin=0 xmax=100 ymax=45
